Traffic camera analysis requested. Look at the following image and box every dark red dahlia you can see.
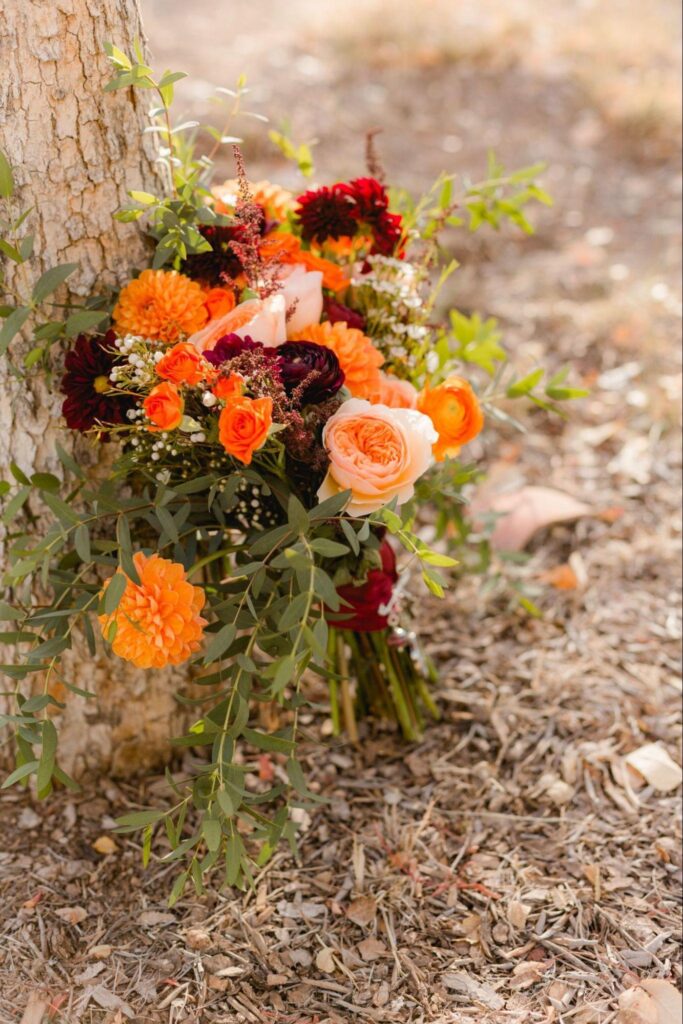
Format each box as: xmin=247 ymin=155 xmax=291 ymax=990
xmin=204 ymin=333 xmax=272 ymax=367
xmin=181 ymin=220 xmax=265 ymax=286
xmin=60 ymin=332 xmax=132 ymax=435
xmin=323 ymin=297 xmax=367 ymax=332
xmin=348 ymin=177 xmax=390 ymax=220
xmin=275 ymin=341 xmax=345 ymax=405
xmin=295 ymin=184 xmax=357 ymax=243
xmin=370 ymin=210 xmax=404 ymax=256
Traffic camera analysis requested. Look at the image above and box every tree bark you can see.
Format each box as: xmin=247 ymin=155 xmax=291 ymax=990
xmin=0 ymin=0 xmax=190 ymax=777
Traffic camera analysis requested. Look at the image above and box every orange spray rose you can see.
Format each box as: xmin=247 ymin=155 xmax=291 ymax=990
xmin=203 ymin=286 xmax=236 ymax=321
xmin=212 ymin=372 xmax=244 ymax=401
xmin=143 ymin=381 xmax=184 ymax=432
xmin=99 ymin=553 xmax=206 ymax=669
xmin=156 ymin=343 xmax=206 ymax=386
xmin=417 ymin=375 xmax=484 ymax=461
xmin=218 ymin=395 xmax=273 ymax=465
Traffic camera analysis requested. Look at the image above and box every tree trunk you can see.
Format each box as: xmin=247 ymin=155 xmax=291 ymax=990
xmin=0 ymin=0 xmax=190 ymax=777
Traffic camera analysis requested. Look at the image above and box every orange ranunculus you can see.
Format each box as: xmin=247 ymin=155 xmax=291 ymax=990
xmin=204 ymin=286 xmax=236 ymax=321
xmin=156 ymin=343 xmax=207 ymax=386
xmin=369 ymin=372 xmax=419 ymax=409
xmin=213 ymin=372 xmax=244 ymax=401
xmin=213 ymin=179 xmax=296 ymax=221
xmin=316 ymin=234 xmax=372 ymax=259
xmin=99 ymin=553 xmax=206 ymax=669
xmin=260 ymin=232 xmax=348 ymax=292
xmin=417 ymin=375 xmax=484 ymax=461
xmin=113 ymin=269 xmax=209 ymax=343
xmin=143 ymin=381 xmax=184 ymax=432
xmin=218 ymin=395 xmax=273 ymax=465
xmin=290 ymin=320 xmax=384 ymax=400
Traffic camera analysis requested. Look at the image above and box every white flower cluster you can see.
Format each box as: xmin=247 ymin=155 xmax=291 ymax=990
xmin=109 ymin=334 xmax=161 ymax=388
xmin=351 ymin=255 xmax=431 ymax=365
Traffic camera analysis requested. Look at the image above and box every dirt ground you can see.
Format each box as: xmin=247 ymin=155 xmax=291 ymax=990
xmin=1 ymin=1 xmax=681 ymax=1021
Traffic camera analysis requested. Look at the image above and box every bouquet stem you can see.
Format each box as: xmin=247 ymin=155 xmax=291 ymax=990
xmin=329 ymin=626 xmax=439 ymax=742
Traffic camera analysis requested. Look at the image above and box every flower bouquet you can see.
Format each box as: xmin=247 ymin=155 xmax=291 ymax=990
xmin=0 ymin=48 xmax=584 ymax=894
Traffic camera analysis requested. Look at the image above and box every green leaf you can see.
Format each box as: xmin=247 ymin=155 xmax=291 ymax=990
xmin=224 ymin=832 xmax=243 ymax=886
xmin=242 ymin=728 xmax=295 ymax=754
xmin=309 ymin=539 xmax=349 ymax=558
xmin=0 ymin=307 xmax=31 ymax=357
xmin=115 ymin=809 xmax=167 ymax=830
xmin=0 ymin=149 xmax=14 ymax=198
xmin=202 ymin=622 xmax=237 ymax=665
xmin=2 ymin=760 xmax=39 ymax=789
xmin=36 ymin=719 xmax=57 ymax=797
xmin=507 ymin=368 xmax=544 ymax=398
xmin=32 ymin=264 xmax=78 ymax=304
xmin=202 ymin=817 xmax=221 ymax=852
xmin=216 ymin=788 xmax=236 ymax=818
xmin=64 ymin=309 xmax=108 ymax=337
xmin=102 ymin=572 xmax=127 ymax=616
xmin=168 ymin=869 xmax=188 ymax=907
xmin=287 ymin=495 xmax=309 ymax=534
xmin=286 ymin=758 xmax=324 ymax=802
xmin=30 ymin=472 xmax=60 ymax=493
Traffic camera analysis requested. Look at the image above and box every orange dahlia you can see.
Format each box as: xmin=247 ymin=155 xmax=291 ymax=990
xmin=290 ymin=321 xmax=384 ymax=400
xmin=99 ymin=553 xmax=206 ymax=669
xmin=113 ymin=270 xmax=209 ymax=343
xmin=213 ymin=179 xmax=296 ymax=221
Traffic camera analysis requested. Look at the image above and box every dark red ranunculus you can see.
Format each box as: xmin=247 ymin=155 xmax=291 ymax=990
xmin=275 ymin=341 xmax=345 ymax=405
xmin=331 ymin=540 xmax=398 ymax=632
xmin=60 ymin=331 xmax=132 ymax=435
xmin=295 ymin=184 xmax=357 ymax=243
xmin=323 ymin=297 xmax=367 ymax=332
xmin=203 ymin=333 xmax=275 ymax=367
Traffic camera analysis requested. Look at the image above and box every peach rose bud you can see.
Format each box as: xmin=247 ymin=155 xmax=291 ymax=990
xmin=188 ymin=295 xmax=287 ymax=354
xmin=278 ymin=264 xmax=324 ymax=338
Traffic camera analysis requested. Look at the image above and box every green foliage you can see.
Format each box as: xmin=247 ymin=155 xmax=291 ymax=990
xmin=268 ymin=126 xmax=316 ymax=178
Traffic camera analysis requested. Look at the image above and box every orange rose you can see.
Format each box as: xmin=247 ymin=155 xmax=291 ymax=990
xmin=417 ymin=375 xmax=484 ymax=461
xmin=156 ymin=343 xmax=206 ymax=386
xmin=370 ymin=372 xmax=419 ymax=409
xmin=213 ymin=372 xmax=244 ymax=401
xmin=143 ymin=381 xmax=184 ymax=432
xmin=218 ymin=395 xmax=273 ymax=465
xmin=204 ymin=286 xmax=236 ymax=321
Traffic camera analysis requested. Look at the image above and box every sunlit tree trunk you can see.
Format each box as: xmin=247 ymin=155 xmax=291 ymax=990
xmin=0 ymin=0 xmax=189 ymax=777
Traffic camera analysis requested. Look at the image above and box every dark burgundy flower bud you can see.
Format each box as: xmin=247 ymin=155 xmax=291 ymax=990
xmin=323 ymin=297 xmax=366 ymax=332
xmin=60 ymin=331 xmax=132 ymax=436
xmin=330 ymin=539 xmax=398 ymax=632
xmin=204 ymin=333 xmax=274 ymax=367
xmin=275 ymin=341 xmax=345 ymax=405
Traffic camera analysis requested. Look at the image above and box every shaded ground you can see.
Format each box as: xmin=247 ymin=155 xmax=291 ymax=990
xmin=1 ymin=1 xmax=681 ymax=1021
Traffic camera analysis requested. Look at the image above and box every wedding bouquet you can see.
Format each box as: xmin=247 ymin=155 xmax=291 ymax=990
xmin=0 ymin=46 xmax=584 ymax=895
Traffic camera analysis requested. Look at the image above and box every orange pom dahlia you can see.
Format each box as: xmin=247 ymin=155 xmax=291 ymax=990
xmin=113 ymin=269 xmax=209 ymax=343
xmin=99 ymin=553 xmax=206 ymax=669
xmin=290 ymin=321 xmax=383 ymax=400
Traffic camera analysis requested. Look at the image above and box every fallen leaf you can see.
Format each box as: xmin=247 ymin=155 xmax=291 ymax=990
xmin=19 ymin=993 xmax=49 ymax=1024
xmin=474 ymin=486 xmax=591 ymax=552
xmin=88 ymin=944 xmax=112 ymax=960
xmin=346 ymin=895 xmax=377 ymax=927
xmin=137 ymin=910 xmax=175 ymax=927
xmin=266 ymin=973 xmax=289 ymax=986
xmin=442 ymin=972 xmax=505 ymax=1010
xmin=507 ymin=900 xmax=531 ymax=930
xmin=55 ymin=906 xmax=87 ymax=925
xmin=185 ymin=928 xmax=212 ymax=951
xmin=510 ymin=960 xmax=553 ymax=990
xmin=618 ymin=978 xmax=679 ymax=1024
xmin=315 ymin=947 xmax=336 ymax=973
xmin=92 ymin=835 xmax=117 ymax=856
xmin=541 ymin=563 xmax=580 ymax=590
xmin=358 ymin=937 xmax=387 ymax=962
xmin=89 ymin=986 xmax=134 ymax=1017
xmin=624 ymin=744 xmax=682 ymax=793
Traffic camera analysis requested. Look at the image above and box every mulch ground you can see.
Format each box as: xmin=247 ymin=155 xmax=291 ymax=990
xmin=1 ymin=1 xmax=680 ymax=1020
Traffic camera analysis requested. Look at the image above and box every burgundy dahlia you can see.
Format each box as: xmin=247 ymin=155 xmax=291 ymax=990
xmin=295 ymin=184 xmax=357 ymax=243
xmin=60 ymin=332 xmax=132 ymax=435
xmin=204 ymin=333 xmax=273 ymax=367
xmin=323 ymin=297 xmax=367 ymax=332
xmin=276 ymin=341 xmax=345 ymax=405
xmin=371 ymin=210 xmax=404 ymax=256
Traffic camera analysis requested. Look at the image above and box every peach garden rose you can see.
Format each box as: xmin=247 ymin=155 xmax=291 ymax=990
xmin=318 ymin=398 xmax=437 ymax=516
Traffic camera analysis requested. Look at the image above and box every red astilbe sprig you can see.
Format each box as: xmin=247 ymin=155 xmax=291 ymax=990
xmin=228 ymin=146 xmax=283 ymax=298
